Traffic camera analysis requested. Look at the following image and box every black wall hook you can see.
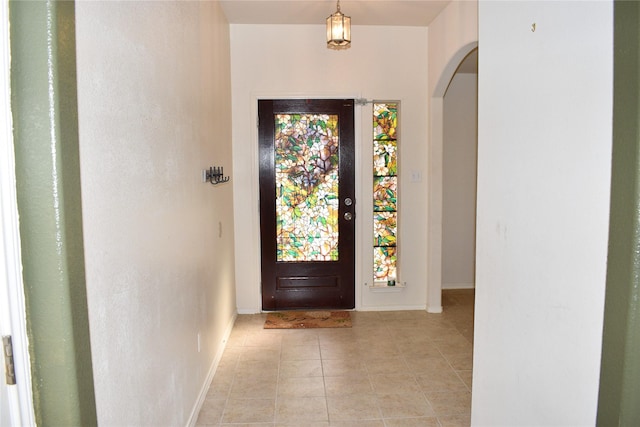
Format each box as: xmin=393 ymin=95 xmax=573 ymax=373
xmin=204 ymin=166 xmax=230 ymax=185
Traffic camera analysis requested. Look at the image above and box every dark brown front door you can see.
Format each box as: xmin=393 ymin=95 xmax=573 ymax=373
xmin=259 ymin=99 xmax=355 ymax=310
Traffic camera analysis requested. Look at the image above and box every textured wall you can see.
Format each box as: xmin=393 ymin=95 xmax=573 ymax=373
xmin=473 ymin=1 xmax=612 ymax=424
xmin=75 ymin=1 xmax=236 ymax=425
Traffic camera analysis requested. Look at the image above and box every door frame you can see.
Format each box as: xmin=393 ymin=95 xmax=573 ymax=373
xmin=258 ymin=99 xmax=356 ymax=310
xmin=242 ymin=94 xmax=364 ymax=313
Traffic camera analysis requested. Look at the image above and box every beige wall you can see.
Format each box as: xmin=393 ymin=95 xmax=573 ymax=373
xmin=230 ymin=24 xmax=429 ymax=311
xmin=75 ymin=1 xmax=236 ymax=425
xmin=426 ymin=0 xmax=478 ymax=312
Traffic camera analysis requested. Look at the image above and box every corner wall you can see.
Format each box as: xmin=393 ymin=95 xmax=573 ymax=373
xmin=473 ymin=1 xmax=613 ymax=424
xmin=75 ymin=1 xmax=236 ymax=425
xmin=426 ymin=0 xmax=478 ymax=312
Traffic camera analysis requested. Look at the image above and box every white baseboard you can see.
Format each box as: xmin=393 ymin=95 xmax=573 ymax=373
xmin=185 ymin=311 xmax=238 ymax=427
xmin=427 ymin=305 xmax=443 ymax=313
xmin=442 ymin=282 xmax=475 ymax=290
xmin=237 ymin=307 xmax=261 ymax=314
xmin=358 ymin=304 xmax=427 ymax=311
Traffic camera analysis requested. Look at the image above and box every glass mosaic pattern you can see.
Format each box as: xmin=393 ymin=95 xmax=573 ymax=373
xmin=373 ymin=177 xmax=397 ymax=212
xmin=374 ymin=139 xmax=397 ymax=177
xmin=275 ymin=113 xmax=340 ymax=262
xmin=374 ymin=247 xmax=397 ymax=281
xmin=374 ymin=103 xmax=398 ymax=140
xmin=373 ymin=103 xmax=398 ymax=282
xmin=374 ymin=212 xmax=396 ymax=246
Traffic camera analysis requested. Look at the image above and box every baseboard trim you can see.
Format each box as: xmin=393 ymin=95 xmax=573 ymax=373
xmin=358 ymin=305 xmax=427 ymax=312
xmin=442 ymin=282 xmax=475 ymax=290
xmin=185 ymin=311 xmax=237 ymax=427
xmin=237 ymin=307 xmax=261 ymax=314
xmin=427 ymin=305 xmax=443 ymax=313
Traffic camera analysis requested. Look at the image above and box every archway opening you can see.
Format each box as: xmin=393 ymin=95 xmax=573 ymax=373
xmin=427 ymin=44 xmax=478 ymax=313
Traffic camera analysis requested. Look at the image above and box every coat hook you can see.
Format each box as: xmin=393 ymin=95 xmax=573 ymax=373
xmin=531 ymin=22 xmax=536 ymax=32
xmin=203 ymin=166 xmax=230 ymax=185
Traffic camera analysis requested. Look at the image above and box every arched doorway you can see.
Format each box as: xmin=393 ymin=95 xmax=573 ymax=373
xmin=427 ymin=43 xmax=478 ymax=313
xmin=442 ymin=50 xmax=478 ymax=292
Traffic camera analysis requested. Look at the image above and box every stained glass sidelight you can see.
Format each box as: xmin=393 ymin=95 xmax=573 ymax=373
xmin=374 ymin=139 xmax=397 ymax=176
xmin=373 ymin=177 xmax=397 ymax=212
xmin=374 ymin=247 xmax=397 ymax=282
xmin=373 ymin=103 xmax=398 ymax=282
xmin=374 ymin=212 xmax=396 ymax=246
xmin=275 ymin=113 xmax=340 ymax=262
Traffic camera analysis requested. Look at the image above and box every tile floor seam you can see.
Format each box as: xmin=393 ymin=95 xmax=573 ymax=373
xmin=273 ymin=338 xmax=282 ymax=425
xmin=320 ymin=344 xmax=331 ymax=426
xmin=215 ymin=355 xmax=236 ymax=426
xmin=365 ymin=350 xmax=386 ymax=423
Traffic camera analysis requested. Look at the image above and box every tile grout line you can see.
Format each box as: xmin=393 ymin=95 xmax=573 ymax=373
xmin=273 ymin=331 xmax=282 ymax=425
xmin=217 ymin=331 xmax=243 ymax=426
xmin=319 ymin=336 xmax=331 ymax=425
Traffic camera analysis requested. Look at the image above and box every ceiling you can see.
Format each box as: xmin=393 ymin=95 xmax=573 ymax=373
xmin=219 ymin=0 xmax=477 ymax=74
xmin=220 ymin=0 xmax=452 ymax=27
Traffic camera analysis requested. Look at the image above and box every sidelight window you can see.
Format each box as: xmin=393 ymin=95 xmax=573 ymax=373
xmin=373 ymin=102 xmax=398 ymax=285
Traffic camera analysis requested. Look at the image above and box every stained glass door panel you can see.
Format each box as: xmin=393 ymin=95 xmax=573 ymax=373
xmin=259 ymin=99 xmax=355 ymax=310
xmin=275 ymin=113 xmax=340 ymax=261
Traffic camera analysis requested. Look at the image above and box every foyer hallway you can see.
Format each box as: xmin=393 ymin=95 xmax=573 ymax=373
xmin=196 ymin=289 xmax=474 ymax=426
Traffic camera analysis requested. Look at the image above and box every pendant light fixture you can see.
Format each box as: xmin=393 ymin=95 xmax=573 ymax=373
xmin=326 ymin=0 xmax=351 ymax=50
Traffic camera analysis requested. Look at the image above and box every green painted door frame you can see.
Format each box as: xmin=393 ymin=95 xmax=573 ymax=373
xmin=597 ymin=1 xmax=640 ymax=425
xmin=9 ymin=0 xmax=97 ymax=425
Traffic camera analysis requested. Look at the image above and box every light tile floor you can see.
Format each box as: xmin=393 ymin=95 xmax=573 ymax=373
xmin=196 ymin=289 xmax=474 ymax=427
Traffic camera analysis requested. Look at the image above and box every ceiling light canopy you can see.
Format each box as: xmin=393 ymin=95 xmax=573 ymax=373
xmin=326 ymin=0 xmax=351 ymax=50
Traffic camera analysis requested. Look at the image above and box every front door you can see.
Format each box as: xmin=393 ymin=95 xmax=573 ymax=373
xmin=259 ymin=99 xmax=355 ymax=310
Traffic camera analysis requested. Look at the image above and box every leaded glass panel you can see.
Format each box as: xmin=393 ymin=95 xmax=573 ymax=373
xmin=374 ymin=139 xmax=397 ymax=176
xmin=372 ymin=102 xmax=398 ymax=283
xmin=374 ymin=212 xmax=396 ymax=246
xmin=373 ymin=177 xmax=397 ymax=212
xmin=373 ymin=103 xmax=398 ymax=140
xmin=374 ymin=247 xmax=397 ymax=281
xmin=275 ymin=113 xmax=340 ymax=262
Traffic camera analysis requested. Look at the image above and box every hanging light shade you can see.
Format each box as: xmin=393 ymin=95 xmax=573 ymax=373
xmin=326 ymin=0 xmax=351 ymax=50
